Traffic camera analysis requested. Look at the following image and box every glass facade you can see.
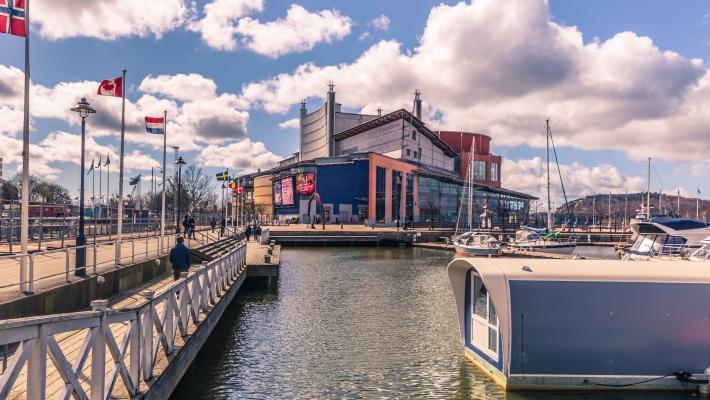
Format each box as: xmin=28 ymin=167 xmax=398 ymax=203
xmin=418 ymin=176 xmax=461 ymax=224
xmin=406 ymin=173 xmax=414 ymax=223
xmin=376 ymin=167 xmax=386 ymax=221
xmin=392 ymin=171 xmax=402 ymax=221
xmin=418 ymin=175 xmax=531 ymax=229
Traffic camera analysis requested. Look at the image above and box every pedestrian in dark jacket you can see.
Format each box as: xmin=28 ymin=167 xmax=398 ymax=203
xmin=220 ymin=218 xmax=226 ymax=237
xmin=255 ymin=225 xmax=262 ymax=242
xmin=210 ymin=218 xmax=216 ymax=232
xmin=245 ymin=225 xmax=252 ymax=241
xmin=169 ymin=236 xmax=191 ymax=280
xmin=182 ymin=215 xmax=190 ymax=236
xmin=189 ymin=216 xmax=196 ymax=238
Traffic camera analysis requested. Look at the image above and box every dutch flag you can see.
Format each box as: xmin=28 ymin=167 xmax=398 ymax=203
xmin=145 ymin=116 xmax=165 ymax=135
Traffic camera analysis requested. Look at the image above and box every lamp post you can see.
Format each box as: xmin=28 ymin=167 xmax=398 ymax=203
xmin=175 ymin=156 xmax=186 ymax=234
xmin=70 ymin=98 xmax=96 ymax=277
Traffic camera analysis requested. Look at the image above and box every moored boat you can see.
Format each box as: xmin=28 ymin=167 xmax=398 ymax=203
xmin=453 ymin=232 xmax=502 ymax=256
xmin=447 ymin=257 xmax=710 ymax=391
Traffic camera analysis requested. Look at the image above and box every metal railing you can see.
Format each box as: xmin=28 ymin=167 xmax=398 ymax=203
xmin=0 ymin=241 xmax=247 ymax=399
xmin=0 ymin=227 xmax=236 ymax=294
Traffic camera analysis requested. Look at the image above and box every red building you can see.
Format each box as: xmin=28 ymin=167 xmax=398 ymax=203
xmin=436 ymin=131 xmax=501 ymax=188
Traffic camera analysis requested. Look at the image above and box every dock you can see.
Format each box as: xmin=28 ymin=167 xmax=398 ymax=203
xmin=0 ymin=240 xmax=280 ymax=399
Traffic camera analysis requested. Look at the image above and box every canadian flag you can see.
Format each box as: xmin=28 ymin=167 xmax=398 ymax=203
xmin=97 ymin=76 xmax=123 ymax=97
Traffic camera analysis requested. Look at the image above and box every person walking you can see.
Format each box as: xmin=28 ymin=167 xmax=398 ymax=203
xmin=169 ymin=236 xmax=192 ymax=281
xmin=210 ymin=217 xmax=216 ymax=232
xmin=245 ymin=224 xmax=252 ymax=241
xmin=220 ymin=218 xmax=226 ymax=237
xmin=189 ymin=216 xmax=196 ymax=239
xmin=182 ymin=215 xmax=190 ymax=236
xmin=255 ymin=225 xmax=262 ymax=242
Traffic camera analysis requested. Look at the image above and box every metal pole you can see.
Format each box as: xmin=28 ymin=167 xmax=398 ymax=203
xmin=99 ymin=158 xmax=102 ymax=234
xmin=176 ymin=164 xmax=182 ymax=234
xmin=161 ymin=111 xmax=167 ymax=238
xmin=19 ymin=0 xmax=31 ymax=291
xmin=75 ymin=116 xmax=87 ymax=276
xmin=172 ymin=146 xmax=179 ymax=228
xmin=116 ymin=68 xmax=127 ymax=264
xmin=545 ymin=119 xmax=552 ymax=231
xmin=107 ymin=159 xmax=110 ymax=238
xmin=92 ymin=164 xmax=96 ymax=243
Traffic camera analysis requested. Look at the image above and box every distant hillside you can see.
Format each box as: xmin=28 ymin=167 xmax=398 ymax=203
xmin=555 ymin=192 xmax=710 ymax=221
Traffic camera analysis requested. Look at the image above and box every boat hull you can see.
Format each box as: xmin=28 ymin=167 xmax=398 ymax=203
xmin=454 ymin=243 xmax=501 ymax=257
xmin=509 ymin=243 xmax=576 ymax=255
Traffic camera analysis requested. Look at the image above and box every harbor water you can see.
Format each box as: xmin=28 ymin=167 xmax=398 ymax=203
xmin=172 ymin=247 xmax=693 ymax=399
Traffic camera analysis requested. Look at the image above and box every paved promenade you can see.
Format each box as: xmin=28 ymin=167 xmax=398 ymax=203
xmin=0 ymin=228 xmax=226 ymax=303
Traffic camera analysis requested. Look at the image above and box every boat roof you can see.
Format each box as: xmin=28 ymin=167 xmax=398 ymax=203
xmin=650 ymin=217 xmax=708 ymax=231
xmin=449 ymin=258 xmax=710 ymax=284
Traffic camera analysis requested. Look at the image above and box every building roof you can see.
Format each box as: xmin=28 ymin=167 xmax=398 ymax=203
xmin=333 ymin=109 xmax=457 ymax=157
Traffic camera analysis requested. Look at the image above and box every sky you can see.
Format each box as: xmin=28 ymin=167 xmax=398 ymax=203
xmin=0 ymin=0 xmax=708 ymax=207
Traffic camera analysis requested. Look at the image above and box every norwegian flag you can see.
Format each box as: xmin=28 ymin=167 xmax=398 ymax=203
xmin=97 ymin=76 xmax=123 ymax=98
xmin=0 ymin=0 xmax=26 ymax=37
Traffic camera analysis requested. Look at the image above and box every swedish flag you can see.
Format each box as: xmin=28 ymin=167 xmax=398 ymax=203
xmin=216 ymin=171 xmax=229 ymax=181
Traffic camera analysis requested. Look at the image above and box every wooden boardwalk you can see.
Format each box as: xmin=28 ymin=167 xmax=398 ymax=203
xmin=0 ymin=241 xmax=280 ymax=399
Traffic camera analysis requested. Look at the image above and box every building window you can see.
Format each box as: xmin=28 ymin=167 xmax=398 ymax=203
xmin=470 ymin=273 xmax=499 ymax=359
xmin=473 ymin=160 xmax=486 ymax=181
xmin=392 ymin=171 xmax=402 ymax=221
xmin=418 ymin=147 xmax=422 ymax=159
xmin=491 ymin=163 xmax=499 ymax=181
xmin=406 ymin=173 xmax=414 ymax=223
xmin=376 ymin=167 xmax=386 ymax=222
xmin=413 ymin=151 xmax=418 ymax=159
xmin=406 ymin=148 xmax=411 ymax=157
xmin=412 ymin=130 xmax=416 ymax=140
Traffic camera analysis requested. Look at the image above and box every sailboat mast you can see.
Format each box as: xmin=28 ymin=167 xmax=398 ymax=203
xmin=646 ymin=157 xmax=651 ymax=217
xmin=546 ymin=119 xmax=552 ymax=231
xmin=468 ymin=138 xmax=474 ymax=231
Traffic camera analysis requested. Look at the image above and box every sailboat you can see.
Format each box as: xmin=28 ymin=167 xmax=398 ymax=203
xmin=452 ymin=138 xmax=502 ymax=257
xmin=509 ymin=119 xmax=576 ymax=255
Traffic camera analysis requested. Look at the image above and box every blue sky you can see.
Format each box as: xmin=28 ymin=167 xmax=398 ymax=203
xmin=0 ymin=0 xmax=708 ymax=203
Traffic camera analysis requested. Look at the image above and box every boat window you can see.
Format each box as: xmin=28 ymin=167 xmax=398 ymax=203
xmin=473 ymin=277 xmax=488 ymax=320
xmin=470 ymin=273 xmax=499 ymax=360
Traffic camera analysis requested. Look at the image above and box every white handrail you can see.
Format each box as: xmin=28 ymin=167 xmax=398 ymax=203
xmin=0 ymin=240 xmax=247 ymax=399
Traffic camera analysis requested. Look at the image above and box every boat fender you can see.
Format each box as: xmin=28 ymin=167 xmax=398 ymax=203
xmin=521 ymin=265 xmax=532 ymax=272
xmin=674 ymin=371 xmax=710 ymax=386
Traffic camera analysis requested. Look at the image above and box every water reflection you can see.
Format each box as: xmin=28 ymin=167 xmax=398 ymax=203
xmin=172 ymin=247 xmax=692 ymax=399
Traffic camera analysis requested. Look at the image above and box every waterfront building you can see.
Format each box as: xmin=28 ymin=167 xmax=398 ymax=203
xmin=238 ymin=86 xmax=536 ymax=229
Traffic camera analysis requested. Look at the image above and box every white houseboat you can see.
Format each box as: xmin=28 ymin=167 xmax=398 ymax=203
xmin=447 ymin=257 xmax=710 ymax=391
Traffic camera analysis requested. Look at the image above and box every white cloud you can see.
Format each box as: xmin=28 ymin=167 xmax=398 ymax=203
xmin=278 ymin=118 xmax=300 ymax=129
xmin=188 ymin=0 xmax=265 ymax=51
xmin=189 ymin=2 xmax=351 ymax=57
xmin=235 ymin=5 xmax=352 ymax=58
xmin=196 ymin=139 xmax=283 ymax=174
xmin=369 ymin=14 xmax=390 ymax=31
xmin=139 ymin=74 xmax=218 ymax=101
xmin=358 ymin=32 xmax=371 ymax=42
xmin=502 ymin=157 xmax=645 ymax=202
xmin=33 ymin=0 xmax=190 ymax=40
xmin=237 ymin=0 xmax=709 ymax=162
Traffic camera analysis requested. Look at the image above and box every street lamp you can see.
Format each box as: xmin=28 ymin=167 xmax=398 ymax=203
xmin=70 ymin=98 xmax=96 ymax=277
xmin=175 ymin=156 xmax=187 ymax=234
xmin=221 ymin=182 xmax=226 ymax=223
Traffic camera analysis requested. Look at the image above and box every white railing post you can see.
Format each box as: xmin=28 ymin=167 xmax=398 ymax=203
xmin=141 ymin=290 xmax=154 ymax=380
xmin=180 ymin=272 xmax=189 ymax=333
xmin=90 ymin=299 xmax=108 ymax=400
xmin=165 ymin=289 xmax=174 ymax=354
xmin=26 ymin=325 xmax=47 ymax=400
xmin=131 ymin=240 xmax=135 ymax=264
xmin=201 ymin=263 xmax=210 ymax=311
xmin=129 ymin=311 xmax=140 ymax=396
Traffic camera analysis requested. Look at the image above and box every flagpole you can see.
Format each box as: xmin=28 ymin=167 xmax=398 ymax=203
xmin=20 ymin=0 xmax=31 ymax=292
xmin=107 ymin=155 xmax=110 ymax=238
xmin=98 ymin=157 xmax=102 ymax=232
xmin=92 ymin=161 xmax=96 ymax=243
xmin=161 ymin=110 xmax=167 ymax=239
xmin=116 ymin=68 xmax=127 ymax=265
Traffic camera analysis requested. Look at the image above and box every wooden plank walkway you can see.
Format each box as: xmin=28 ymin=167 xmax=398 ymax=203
xmin=2 ymin=241 xmax=279 ymax=399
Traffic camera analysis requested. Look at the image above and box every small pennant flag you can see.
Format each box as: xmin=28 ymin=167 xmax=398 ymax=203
xmin=216 ymin=171 xmax=229 ymax=181
xmin=129 ymin=174 xmax=141 ymax=186
xmin=104 ymin=154 xmax=111 ymax=166
xmin=97 ymin=76 xmax=123 ymax=97
xmin=97 ymin=155 xmax=102 ymax=167
xmin=87 ymin=158 xmax=95 ymax=174
xmin=145 ymin=116 xmax=165 ymax=134
xmin=0 ymin=0 xmax=27 ymax=37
